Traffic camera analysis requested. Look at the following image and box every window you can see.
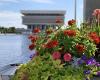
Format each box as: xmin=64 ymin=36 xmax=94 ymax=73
xmin=28 ymin=25 xmax=31 ymax=29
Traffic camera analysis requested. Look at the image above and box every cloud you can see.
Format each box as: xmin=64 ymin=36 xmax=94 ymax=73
xmin=0 ymin=0 xmax=18 ymax=3
xmin=0 ymin=0 xmax=54 ymax=6
xmin=32 ymin=0 xmax=54 ymax=4
xmin=0 ymin=11 xmax=25 ymax=28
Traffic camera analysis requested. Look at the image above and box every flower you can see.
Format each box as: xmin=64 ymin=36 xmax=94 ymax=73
xmin=63 ymin=53 xmax=72 ymax=62
xmin=86 ymin=57 xmax=96 ymax=65
xmin=63 ymin=30 xmax=76 ymax=37
xmin=52 ymin=51 xmax=61 ymax=60
xmin=93 ymin=37 xmax=100 ymax=44
xmin=33 ymin=27 xmax=40 ymax=33
xmin=95 ymin=62 xmax=100 ymax=67
xmin=89 ymin=32 xmax=100 ymax=44
xmin=68 ymin=19 xmax=76 ymax=26
xmin=30 ymin=54 xmax=35 ymax=59
xmin=56 ymin=17 xmax=62 ymax=23
xmin=29 ymin=43 xmax=36 ymax=50
xmin=92 ymin=9 xmax=100 ymax=17
xmin=31 ymin=36 xmax=38 ymax=43
xmin=45 ymin=40 xmax=59 ymax=48
xmin=76 ymin=44 xmax=85 ymax=53
xmin=78 ymin=59 xmax=84 ymax=65
xmin=89 ymin=32 xmax=98 ymax=38
xmin=83 ymin=70 xmax=91 ymax=75
xmin=81 ymin=55 xmax=87 ymax=60
xmin=28 ymin=35 xmax=33 ymax=39
xmin=97 ymin=71 xmax=100 ymax=76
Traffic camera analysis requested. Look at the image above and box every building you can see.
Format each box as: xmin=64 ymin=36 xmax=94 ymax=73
xmin=84 ymin=0 xmax=100 ymax=21
xmin=21 ymin=10 xmax=66 ymax=31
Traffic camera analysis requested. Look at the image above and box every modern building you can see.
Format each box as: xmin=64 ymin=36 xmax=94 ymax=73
xmin=84 ymin=0 xmax=100 ymax=21
xmin=21 ymin=10 xmax=66 ymax=31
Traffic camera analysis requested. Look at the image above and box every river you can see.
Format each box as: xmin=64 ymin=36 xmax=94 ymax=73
xmin=0 ymin=34 xmax=34 ymax=68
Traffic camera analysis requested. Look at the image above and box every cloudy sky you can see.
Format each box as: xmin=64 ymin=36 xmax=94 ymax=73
xmin=0 ymin=0 xmax=83 ymax=28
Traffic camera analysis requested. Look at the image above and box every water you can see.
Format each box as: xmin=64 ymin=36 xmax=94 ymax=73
xmin=0 ymin=34 xmax=34 ymax=69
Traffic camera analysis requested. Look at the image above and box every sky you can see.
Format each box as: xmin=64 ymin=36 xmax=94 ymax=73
xmin=0 ymin=0 xmax=83 ymax=28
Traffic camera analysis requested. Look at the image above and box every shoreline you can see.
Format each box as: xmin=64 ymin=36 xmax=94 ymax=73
xmin=0 ymin=33 xmax=22 ymax=36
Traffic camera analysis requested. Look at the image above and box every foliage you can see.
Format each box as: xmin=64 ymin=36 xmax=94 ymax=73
xmin=0 ymin=26 xmax=16 ymax=33
xmin=11 ymin=54 xmax=85 ymax=80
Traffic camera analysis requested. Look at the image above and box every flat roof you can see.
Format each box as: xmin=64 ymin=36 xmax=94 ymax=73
xmin=21 ymin=10 xmax=66 ymax=15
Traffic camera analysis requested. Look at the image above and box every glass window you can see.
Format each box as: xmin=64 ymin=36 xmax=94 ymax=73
xmin=28 ymin=25 xmax=31 ymax=29
xmin=42 ymin=25 xmax=45 ymax=30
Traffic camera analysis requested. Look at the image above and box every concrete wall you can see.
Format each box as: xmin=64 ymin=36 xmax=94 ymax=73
xmin=84 ymin=0 xmax=100 ymax=21
xmin=22 ymin=16 xmax=64 ymax=25
xmin=21 ymin=10 xmax=66 ymax=26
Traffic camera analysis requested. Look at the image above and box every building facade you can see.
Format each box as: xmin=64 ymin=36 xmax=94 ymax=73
xmin=84 ymin=0 xmax=100 ymax=21
xmin=21 ymin=10 xmax=66 ymax=31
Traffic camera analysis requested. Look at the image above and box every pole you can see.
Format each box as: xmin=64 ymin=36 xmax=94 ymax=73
xmin=74 ymin=0 xmax=77 ymax=20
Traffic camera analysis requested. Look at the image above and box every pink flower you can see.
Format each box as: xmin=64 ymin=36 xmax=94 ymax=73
xmin=63 ymin=53 xmax=72 ymax=62
xmin=52 ymin=51 xmax=61 ymax=60
xmin=92 ymin=9 xmax=100 ymax=17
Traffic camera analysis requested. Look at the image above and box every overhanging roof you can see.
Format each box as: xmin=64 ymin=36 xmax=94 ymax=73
xmin=21 ymin=10 xmax=66 ymax=15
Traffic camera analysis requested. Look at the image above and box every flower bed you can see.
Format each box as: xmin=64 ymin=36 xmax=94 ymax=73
xmin=11 ymin=10 xmax=100 ymax=80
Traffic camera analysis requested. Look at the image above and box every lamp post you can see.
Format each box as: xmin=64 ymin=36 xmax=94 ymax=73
xmin=74 ymin=0 xmax=77 ymax=20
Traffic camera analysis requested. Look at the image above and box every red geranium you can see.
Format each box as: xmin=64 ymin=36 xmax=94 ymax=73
xmin=89 ymin=32 xmax=98 ymax=39
xmin=33 ymin=27 xmax=40 ymax=33
xmin=29 ymin=43 xmax=36 ymax=50
xmin=63 ymin=53 xmax=72 ymax=62
xmin=52 ymin=51 xmax=61 ymax=60
xmin=93 ymin=37 xmax=100 ymax=44
xmin=31 ymin=36 xmax=38 ymax=43
xmin=76 ymin=44 xmax=85 ymax=53
xmin=56 ymin=17 xmax=62 ymax=23
xmin=28 ymin=35 xmax=33 ymax=39
xmin=63 ymin=30 xmax=76 ymax=37
xmin=45 ymin=40 xmax=59 ymax=48
xmin=68 ymin=19 xmax=76 ymax=26
xmin=89 ymin=32 xmax=100 ymax=44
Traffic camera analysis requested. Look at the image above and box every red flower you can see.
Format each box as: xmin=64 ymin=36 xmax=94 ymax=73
xmin=68 ymin=19 xmax=76 ymax=26
xmin=63 ymin=53 xmax=72 ymax=62
xmin=29 ymin=43 xmax=36 ymax=50
xmin=31 ymin=36 xmax=38 ymax=43
xmin=89 ymin=32 xmax=100 ymax=44
xmin=63 ymin=30 xmax=76 ymax=37
xmin=94 ymin=37 xmax=100 ymax=44
xmin=76 ymin=44 xmax=85 ymax=53
xmin=46 ymin=40 xmax=59 ymax=48
xmin=33 ymin=27 xmax=40 ymax=33
xmin=89 ymin=32 xmax=98 ymax=39
xmin=28 ymin=35 xmax=33 ymax=39
xmin=52 ymin=51 xmax=61 ymax=60
xmin=56 ymin=17 xmax=62 ymax=23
